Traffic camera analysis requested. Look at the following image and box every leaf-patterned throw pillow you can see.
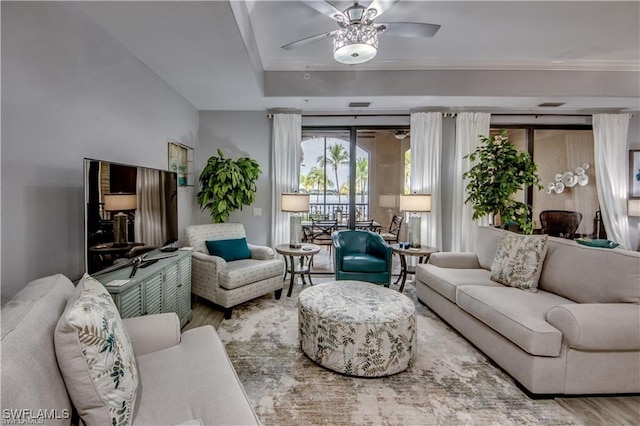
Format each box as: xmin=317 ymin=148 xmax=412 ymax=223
xmin=490 ymin=233 xmax=549 ymax=292
xmin=55 ymin=274 xmax=138 ymax=426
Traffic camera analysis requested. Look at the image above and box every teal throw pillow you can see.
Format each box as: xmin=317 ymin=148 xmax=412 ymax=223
xmin=206 ymin=238 xmax=251 ymax=261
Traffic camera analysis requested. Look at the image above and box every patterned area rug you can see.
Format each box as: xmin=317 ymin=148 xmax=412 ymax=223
xmin=217 ymin=279 xmax=580 ymax=425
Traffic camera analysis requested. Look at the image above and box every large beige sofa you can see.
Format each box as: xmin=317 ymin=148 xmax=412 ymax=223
xmin=416 ymin=226 xmax=640 ymax=395
xmin=1 ymin=274 xmax=260 ymax=425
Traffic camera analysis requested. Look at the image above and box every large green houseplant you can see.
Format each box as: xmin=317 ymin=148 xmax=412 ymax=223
xmin=462 ymin=129 xmax=542 ymax=234
xmin=196 ymin=149 xmax=262 ymax=223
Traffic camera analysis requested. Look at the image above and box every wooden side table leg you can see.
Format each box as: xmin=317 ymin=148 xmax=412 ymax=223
xmin=282 ymin=254 xmax=289 ymax=281
xmin=395 ymin=254 xmax=406 ymax=286
xmin=287 ymin=255 xmax=296 ymax=297
xmin=307 ymin=255 xmax=314 ymax=286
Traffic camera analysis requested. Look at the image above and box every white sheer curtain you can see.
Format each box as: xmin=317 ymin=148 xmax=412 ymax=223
xmin=410 ymin=112 xmax=442 ymax=249
xmin=451 ymin=112 xmax=491 ymax=251
xmin=271 ymin=113 xmax=302 ymax=247
xmin=592 ymin=113 xmax=632 ymax=249
xmin=135 ymin=168 xmax=167 ymax=246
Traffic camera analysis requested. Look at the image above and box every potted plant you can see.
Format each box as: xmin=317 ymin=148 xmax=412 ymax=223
xmin=196 ymin=149 xmax=262 ymax=223
xmin=462 ymin=129 xmax=542 ymax=234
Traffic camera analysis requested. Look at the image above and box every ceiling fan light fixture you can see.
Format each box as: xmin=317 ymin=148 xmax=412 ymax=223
xmin=333 ymin=24 xmax=378 ymax=65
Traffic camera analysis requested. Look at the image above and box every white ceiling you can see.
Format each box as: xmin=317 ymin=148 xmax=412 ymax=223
xmin=78 ymin=1 xmax=640 ymax=113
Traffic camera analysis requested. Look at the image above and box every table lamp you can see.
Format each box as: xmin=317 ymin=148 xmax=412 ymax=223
xmin=379 ymin=194 xmax=398 ymax=224
xmin=399 ymin=193 xmax=432 ymax=248
xmin=104 ymin=193 xmax=137 ymax=246
xmin=281 ymin=193 xmax=310 ymax=248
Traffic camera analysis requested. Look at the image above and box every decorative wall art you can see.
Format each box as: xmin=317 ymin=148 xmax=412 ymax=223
xmin=546 ymin=163 xmax=590 ymax=195
xmin=168 ymin=142 xmax=194 ymax=187
xmin=630 ymin=150 xmax=640 ymax=198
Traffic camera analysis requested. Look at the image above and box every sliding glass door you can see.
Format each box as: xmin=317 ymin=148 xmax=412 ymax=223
xmin=300 ymin=127 xmax=409 ymax=228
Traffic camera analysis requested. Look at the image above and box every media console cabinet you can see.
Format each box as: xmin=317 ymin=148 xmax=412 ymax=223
xmin=95 ymin=249 xmax=193 ymax=327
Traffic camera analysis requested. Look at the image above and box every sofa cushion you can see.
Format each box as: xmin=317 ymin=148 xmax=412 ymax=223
xmin=474 ymin=226 xmax=504 ymax=270
xmin=206 ymin=238 xmax=251 ymax=261
xmin=416 ymin=264 xmax=501 ymax=303
xmin=1 ymin=274 xmax=76 ymax=425
xmin=218 ymin=258 xmax=283 ymax=290
xmin=341 ymin=253 xmax=388 ymax=273
xmin=456 ymin=285 xmax=572 ymax=356
xmin=539 ymin=237 xmax=640 ymax=304
xmin=133 ymin=326 xmax=259 ymax=425
xmin=490 ymin=233 xmax=549 ymax=292
xmin=55 ymin=274 xmax=138 ymax=426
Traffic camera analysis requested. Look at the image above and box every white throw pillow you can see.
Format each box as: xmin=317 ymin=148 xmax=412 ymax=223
xmin=55 ymin=274 xmax=138 ymax=426
xmin=490 ymin=233 xmax=549 ymax=292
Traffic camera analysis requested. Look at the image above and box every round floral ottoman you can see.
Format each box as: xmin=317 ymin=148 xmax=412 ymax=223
xmin=298 ymin=280 xmax=416 ymax=377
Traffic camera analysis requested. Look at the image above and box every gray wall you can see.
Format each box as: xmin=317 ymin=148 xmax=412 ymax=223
xmin=1 ymin=2 xmax=199 ymax=303
xmin=196 ymin=111 xmax=272 ymax=246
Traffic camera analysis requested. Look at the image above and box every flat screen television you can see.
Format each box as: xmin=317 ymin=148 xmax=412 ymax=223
xmin=84 ymin=158 xmax=178 ymax=274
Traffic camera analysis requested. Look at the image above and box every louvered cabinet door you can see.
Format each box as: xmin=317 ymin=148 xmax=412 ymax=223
xmin=177 ymin=254 xmax=192 ymax=326
xmin=163 ymin=262 xmax=179 ymax=315
xmin=143 ymin=272 xmax=163 ymax=315
xmin=101 ymin=250 xmax=192 ymax=324
xmin=118 ymin=284 xmax=144 ymax=318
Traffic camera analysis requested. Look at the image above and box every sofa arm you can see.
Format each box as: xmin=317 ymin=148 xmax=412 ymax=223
xmin=123 ymin=313 xmax=181 ymax=357
xmin=546 ymin=304 xmax=640 ymax=351
xmin=368 ymin=234 xmax=391 ymax=259
xmin=428 ymin=252 xmax=481 ymax=269
xmin=192 ymin=251 xmax=226 ymax=268
xmin=248 ymin=244 xmax=275 ymax=260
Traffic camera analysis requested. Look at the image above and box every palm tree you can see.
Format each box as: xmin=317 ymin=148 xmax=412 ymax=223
xmin=308 ymin=166 xmax=334 ymax=203
xmin=318 ymin=143 xmax=349 ymax=204
xmin=299 ymin=173 xmax=314 ymax=194
xmin=355 ymin=157 xmax=369 ymax=203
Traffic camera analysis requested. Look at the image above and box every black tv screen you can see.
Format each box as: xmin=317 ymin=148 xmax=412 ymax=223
xmin=84 ymin=158 xmax=178 ymax=274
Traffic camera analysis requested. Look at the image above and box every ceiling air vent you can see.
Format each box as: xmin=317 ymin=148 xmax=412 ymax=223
xmin=349 ymin=102 xmax=371 ymax=108
xmin=537 ymin=102 xmax=566 ymax=108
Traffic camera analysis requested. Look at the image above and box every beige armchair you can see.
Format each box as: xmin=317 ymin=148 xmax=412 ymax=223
xmin=185 ymin=223 xmax=284 ymax=319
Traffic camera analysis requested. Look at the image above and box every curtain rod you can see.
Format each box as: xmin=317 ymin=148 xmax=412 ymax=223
xmin=298 ymin=113 xmax=600 ymax=118
xmin=269 ymin=112 xmax=632 ymax=118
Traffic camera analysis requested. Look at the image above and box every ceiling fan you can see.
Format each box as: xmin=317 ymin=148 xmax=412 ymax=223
xmin=281 ymin=0 xmax=441 ymax=65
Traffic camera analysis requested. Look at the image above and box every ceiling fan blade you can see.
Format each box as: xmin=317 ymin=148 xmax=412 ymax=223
xmin=301 ymin=0 xmax=348 ymax=23
xmin=377 ymin=22 xmax=441 ymax=38
xmin=281 ymin=30 xmax=337 ymax=50
xmin=365 ymin=0 xmax=399 ymax=20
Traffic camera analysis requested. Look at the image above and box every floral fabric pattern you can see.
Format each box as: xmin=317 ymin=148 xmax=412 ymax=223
xmin=298 ymin=281 xmax=416 ymax=377
xmin=55 ymin=274 xmax=138 ymax=426
xmin=490 ymin=233 xmax=549 ymax=291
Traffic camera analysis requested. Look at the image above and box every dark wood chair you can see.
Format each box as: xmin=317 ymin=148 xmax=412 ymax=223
xmin=311 ymin=220 xmax=337 ymax=253
xmin=540 ymin=210 xmax=583 ymax=239
xmin=380 ymin=215 xmax=403 ymax=244
xmin=355 ymin=220 xmax=375 ymax=231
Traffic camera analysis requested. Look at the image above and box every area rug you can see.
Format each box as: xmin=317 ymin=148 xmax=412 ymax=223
xmin=217 ymin=279 xmax=580 ymax=425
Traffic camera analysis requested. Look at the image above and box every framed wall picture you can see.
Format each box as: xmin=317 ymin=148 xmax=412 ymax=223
xmin=631 ymin=150 xmax=640 ymax=198
xmin=168 ymin=141 xmax=194 ymax=187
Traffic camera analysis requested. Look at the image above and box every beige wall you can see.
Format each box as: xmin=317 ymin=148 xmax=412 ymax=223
xmin=532 ymin=130 xmax=596 ymax=235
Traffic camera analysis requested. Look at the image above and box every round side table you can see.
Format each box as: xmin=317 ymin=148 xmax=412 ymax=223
xmin=275 ymin=244 xmax=321 ymax=297
xmin=391 ymin=245 xmax=438 ymax=293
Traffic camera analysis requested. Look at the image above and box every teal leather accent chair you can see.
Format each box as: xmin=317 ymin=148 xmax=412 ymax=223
xmin=332 ymin=230 xmax=393 ymax=286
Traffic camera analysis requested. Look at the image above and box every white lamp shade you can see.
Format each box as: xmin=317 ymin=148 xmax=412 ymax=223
xmin=104 ymin=193 xmax=137 ymax=211
xmin=379 ymin=195 xmax=398 ymax=208
xmin=628 ymin=199 xmax=640 ymax=217
xmin=399 ymin=194 xmax=432 ymax=212
xmin=281 ymin=193 xmax=310 ymax=212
